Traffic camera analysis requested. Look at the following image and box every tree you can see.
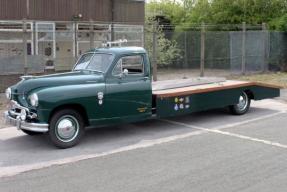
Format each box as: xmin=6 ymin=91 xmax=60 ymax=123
xmin=146 ymin=0 xmax=187 ymax=25
xmin=270 ymin=13 xmax=287 ymax=31
xmin=145 ymin=18 xmax=182 ymax=67
xmin=210 ymin=0 xmax=287 ymax=25
xmin=146 ymin=0 xmax=287 ymax=31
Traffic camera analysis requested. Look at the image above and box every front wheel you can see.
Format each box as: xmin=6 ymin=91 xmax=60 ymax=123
xmin=48 ymin=109 xmax=85 ymax=149
xmin=229 ymin=92 xmax=251 ymax=115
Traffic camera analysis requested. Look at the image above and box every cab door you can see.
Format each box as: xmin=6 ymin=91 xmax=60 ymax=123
xmin=104 ymin=54 xmax=152 ymax=123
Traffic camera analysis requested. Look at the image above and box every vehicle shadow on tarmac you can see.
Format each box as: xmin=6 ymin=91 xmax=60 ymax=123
xmin=3 ymin=107 xmax=278 ymax=149
xmin=0 ymin=107 xmax=280 ymax=168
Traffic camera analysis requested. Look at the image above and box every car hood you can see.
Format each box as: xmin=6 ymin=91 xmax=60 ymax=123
xmin=12 ymin=71 xmax=104 ymax=95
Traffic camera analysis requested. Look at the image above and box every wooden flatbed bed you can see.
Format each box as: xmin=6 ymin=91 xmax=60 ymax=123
xmin=151 ymin=78 xmax=281 ymax=118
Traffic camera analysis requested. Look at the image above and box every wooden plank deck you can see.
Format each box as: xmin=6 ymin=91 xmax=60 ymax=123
xmin=152 ymin=77 xmax=226 ymax=91
xmin=153 ymin=79 xmax=281 ymax=98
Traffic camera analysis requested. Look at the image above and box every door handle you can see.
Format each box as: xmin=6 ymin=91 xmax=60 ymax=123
xmin=143 ymin=77 xmax=149 ymax=81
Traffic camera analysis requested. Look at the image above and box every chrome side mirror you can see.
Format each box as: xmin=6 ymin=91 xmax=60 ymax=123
xmin=119 ymin=69 xmax=129 ymax=79
xmin=123 ymin=69 xmax=129 ymax=76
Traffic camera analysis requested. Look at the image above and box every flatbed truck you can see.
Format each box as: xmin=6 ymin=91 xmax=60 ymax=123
xmin=4 ymin=47 xmax=281 ymax=148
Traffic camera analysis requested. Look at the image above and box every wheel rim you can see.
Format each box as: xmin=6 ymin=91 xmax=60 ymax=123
xmin=237 ymin=92 xmax=248 ymax=111
xmin=55 ymin=115 xmax=79 ymax=143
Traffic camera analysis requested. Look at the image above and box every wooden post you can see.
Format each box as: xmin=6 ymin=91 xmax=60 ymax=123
xmin=262 ymin=23 xmax=268 ymax=73
xmin=152 ymin=22 xmax=158 ymax=82
xmin=241 ymin=22 xmax=246 ymax=75
xmin=200 ymin=23 xmax=205 ymax=77
xmin=184 ymin=31 xmax=188 ymax=68
xmin=23 ymin=19 xmax=28 ymax=75
xmin=89 ymin=20 xmax=95 ymax=49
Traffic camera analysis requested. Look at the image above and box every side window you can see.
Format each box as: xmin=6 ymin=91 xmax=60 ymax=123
xmin=112 ymin=55 xmax=144 ymax=76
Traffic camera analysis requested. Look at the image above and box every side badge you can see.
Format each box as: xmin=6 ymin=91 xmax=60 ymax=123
xmin=174 ymin=104 xmax=179 ymax=111
xmin=98 ymin=92 xmax=104 ymax=105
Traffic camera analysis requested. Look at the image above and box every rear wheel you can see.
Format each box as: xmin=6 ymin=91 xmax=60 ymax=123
xmin=229 ymin=91 xmax=251 ymax=115
xmin=48 ymin=109 xmax=85 ymax=149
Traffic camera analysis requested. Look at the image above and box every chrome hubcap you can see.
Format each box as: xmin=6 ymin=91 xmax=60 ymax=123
xmin=56 ymin=115 xmax=79 ymax=143
xmin=237 ymin=92 xmax=248 ymax=111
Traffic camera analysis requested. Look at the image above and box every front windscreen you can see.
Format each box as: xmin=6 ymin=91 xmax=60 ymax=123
xmin=74 ymin=53 xmax=114 ymax=73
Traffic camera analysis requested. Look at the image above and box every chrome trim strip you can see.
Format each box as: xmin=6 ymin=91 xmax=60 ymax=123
xmin=4 ymin=111 xmax=49 ymax=133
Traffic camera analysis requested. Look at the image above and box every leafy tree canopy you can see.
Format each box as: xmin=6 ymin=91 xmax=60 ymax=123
xmin=146 ymin=0 xmax=287 ymax=30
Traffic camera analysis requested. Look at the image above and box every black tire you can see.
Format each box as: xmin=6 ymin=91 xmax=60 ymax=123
xmin=21 ymin=129 xmax=43 ymax=136
xmin=48 ymin=109 xmax=85 ymax=149
xmin=229 ymin=91 xmax=251 ymax=115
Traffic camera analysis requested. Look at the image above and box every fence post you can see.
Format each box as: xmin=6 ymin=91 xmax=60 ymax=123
xmin=89 ymin=20 xmax=95 ymax=49
xmin=241 ymin=22 xmax=246 ymax=75
xmin=152 ymin=22 xmax=158 ymax=82
xmin=184 ymin=31 xmax=188 ymax=68
xmin=262 ymin=23 xmax=268 ymax=73
xmin=23 ymin=19 xmax=28 ymax=75
xmin=32 ymin=21 xmax=36 ymax=55
xmin=74 ymin=21 xmax=78 ymax=60
xmin=200 ymin=23 xmax=205 ymax=77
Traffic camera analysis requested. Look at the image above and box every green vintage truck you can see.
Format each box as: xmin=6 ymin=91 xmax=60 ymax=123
xmin=4 ymin=47 xmax=281 ymax=148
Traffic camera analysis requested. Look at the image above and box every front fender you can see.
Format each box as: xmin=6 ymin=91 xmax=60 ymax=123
xmin=34 ymin=83 xmax=105 ymax=123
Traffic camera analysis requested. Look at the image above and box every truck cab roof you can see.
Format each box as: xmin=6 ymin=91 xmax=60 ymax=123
xmin=89 ymin=47 xmax=147 ymax=55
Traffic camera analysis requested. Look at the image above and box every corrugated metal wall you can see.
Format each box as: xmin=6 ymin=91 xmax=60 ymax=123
xmin=114 ymin=0 xmax=145 ymax=24
xmin=29 ymin=0 xmax=76 ymax=21
xmin=0 ymin=0 xmax=144 ymax=23
xmin=0 ymin=0 xmax=27 ymax=20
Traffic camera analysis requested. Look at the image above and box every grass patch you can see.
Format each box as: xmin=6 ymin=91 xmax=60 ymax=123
xmin=230 ymin=72 xmax=287 ymax=88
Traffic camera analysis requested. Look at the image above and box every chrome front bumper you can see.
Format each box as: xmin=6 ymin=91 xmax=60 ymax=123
xmin=4 ymin=111 xmax=49 ymax=133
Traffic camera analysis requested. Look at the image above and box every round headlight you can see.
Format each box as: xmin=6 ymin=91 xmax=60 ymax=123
xmin=5 ymin=88 xmax=12 ymax=100
xmin=29 ymin=93 xmax=39 ymax=107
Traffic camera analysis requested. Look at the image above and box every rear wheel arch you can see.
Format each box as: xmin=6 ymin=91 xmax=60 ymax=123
xmin=244 ymin=89 xmax=254 ymax=100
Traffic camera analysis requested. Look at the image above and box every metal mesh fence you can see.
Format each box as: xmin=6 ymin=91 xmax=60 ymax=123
xmin=0 ymin=20 xmax=144 ymax=75
xmin=269 ymin=32 xmax=287 ymax=71
xmin=0 ymin=21 xmax=287 ymax=79
xmin=145 ymin=23 xmax=287 ymax=81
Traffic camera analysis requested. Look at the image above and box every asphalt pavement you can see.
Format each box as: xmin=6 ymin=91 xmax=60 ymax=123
xmin=0 ymin=98 xmax=287 ymax=192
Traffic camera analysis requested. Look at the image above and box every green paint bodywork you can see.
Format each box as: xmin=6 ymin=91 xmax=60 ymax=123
xmin=10 ymin=47 xmax=152 ymax=127
xmin=8 ymin=47 xmax=280 ymax=128
xmin=156 ymin=86 xmax=280 ymax=118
